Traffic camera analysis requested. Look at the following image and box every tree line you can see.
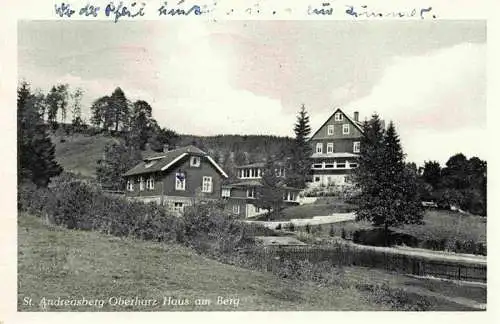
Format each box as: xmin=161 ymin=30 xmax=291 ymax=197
xmin=418 ymin=155 xmax=486 ymax=216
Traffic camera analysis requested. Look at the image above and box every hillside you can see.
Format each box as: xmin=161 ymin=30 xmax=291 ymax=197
xmin=52 ymin=132 xmax=294 ymax=178
xmin=51 ymin=134 xmax=119 ymax=178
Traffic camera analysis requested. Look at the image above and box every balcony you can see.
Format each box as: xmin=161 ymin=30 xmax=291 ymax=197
xmin=311 ymin=161 xmax=357 ymax=170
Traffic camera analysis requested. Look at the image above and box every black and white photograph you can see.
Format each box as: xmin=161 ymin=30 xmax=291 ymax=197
xmin=15 ymin=16 xmax=487 ymax=312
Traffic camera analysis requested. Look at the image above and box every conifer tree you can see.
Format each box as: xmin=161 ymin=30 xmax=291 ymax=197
xmin=254 ymin=157 xmax=283 ymax=215
xmin=288 ymin=104 xmax=312 ymax=188
xmin=18 ymin=81 xmax=63 ymax=187
xmin=354 ymin=117 xmax=423 ymax=245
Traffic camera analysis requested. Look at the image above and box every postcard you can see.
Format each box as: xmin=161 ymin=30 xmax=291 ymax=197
xmin=0 ymin=0 xmax=495 ymax=323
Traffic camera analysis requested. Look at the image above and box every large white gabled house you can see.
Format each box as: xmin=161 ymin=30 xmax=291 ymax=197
xmin=308 ymin=108 xmax=365 ymax=188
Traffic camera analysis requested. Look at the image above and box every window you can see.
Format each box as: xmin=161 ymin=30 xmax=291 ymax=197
xmin=232 ymin=204 xmax=240 ymax=214
xmin=335 ymin=113 xmax=343 ymax=121
xmin=146 ymin=176 xmax=155 ymax=190
xmin=139 ymin=177 xmax=145 ymax=191
xmin=325 ymin=163 xmax=334 ymax=169
xmin=275 ymin=167 xmax=285 ymax=177
xmin=315 ymin=176 xmax=321 ymax=182
xmin=327 ymin=142 xmax=334 ymax=153
xmin=173 ymin=202 xmax=184 ymax=213
xmin=337 ymin=163 xmax=346 ymax=168
xmin=316 ymin=143 xmax=323 ymax=154
xmin=327 ymin=125 xmax=334 ymax=135
xmin=221 ymin=188 xmax=231 ymax=198
xmin=353 ymin=141 xmax=360 ymax=153
xmin=342 ymin=124 xmax=350 ymax=134
xmin=202 ymin=176 xmax=213 ymax=193
xmin=283 ymin=191 xmax=296 ymax=201
xmin=127 ymin=180 xmax=134 ymax=191
xmin=313 ymin=163 xmax=323 ymax=169
xmin=247 ymin=188 xmax=256 ymax=198
xmin=350 ymin=163 xmax=358 ymax=168
xmin=175 ymin=172 xmax=186 ymax=191
xmin=190 ymin=156 xmax=201 ymax=167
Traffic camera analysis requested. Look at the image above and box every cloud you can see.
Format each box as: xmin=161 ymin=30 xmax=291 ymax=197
xmin=347 ymin=42 xmax=486 ymax=130
xmin=343 ymin=42 xmax=486 ymax=164
xmin=152 ymin=22 xmax=294 ymax=136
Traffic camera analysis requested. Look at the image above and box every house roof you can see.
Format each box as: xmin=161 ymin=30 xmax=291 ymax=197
xmin=222 ymin=179 xmax=300 ymax=191
xmin=123 ymin=145 xmax=228 ymax=178
xmin=235 ymin=160 xmax=288 ymax=169
xmin=309 ymin=108 xmax=365 ymax=141
xmin=223 ymin=180 xmax=263 ymax=188
xmin=235 ymin=162 xmax=265 ymax=169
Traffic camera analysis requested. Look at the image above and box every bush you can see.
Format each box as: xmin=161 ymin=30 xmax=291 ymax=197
xmin=18 ymin=180 xmax=184 ymax=243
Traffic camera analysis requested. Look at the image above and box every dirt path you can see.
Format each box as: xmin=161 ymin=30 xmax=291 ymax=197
xmin=346 ymin=241 xmax=486 ymax=264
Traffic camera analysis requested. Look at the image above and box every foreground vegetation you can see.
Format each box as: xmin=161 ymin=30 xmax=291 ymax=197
xmin=18 ymin=214 xmax=484 ymax=311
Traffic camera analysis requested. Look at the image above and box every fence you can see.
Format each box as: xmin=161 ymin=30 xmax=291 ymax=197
xmin=251 ymin=245 xmax=486 ymax=283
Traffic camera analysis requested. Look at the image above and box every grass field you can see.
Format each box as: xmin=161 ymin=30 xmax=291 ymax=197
xmin=399 ymin=210 xmax=486 ymax=243
xmin=18 ymin=214 xmax=485 ymax=311
xmin=17 ymin=214 xmax=386 ymax=311
xmin=52 ymin=134 xmax=119 ymax=177
xmin=296 ymin=209 xmax=486 ymax=245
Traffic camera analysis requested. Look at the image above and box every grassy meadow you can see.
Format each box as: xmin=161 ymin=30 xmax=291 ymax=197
xmin=18 ymin=213 xmax=485 ymax=311
xmin=51 ymin=133 xmax=119 ymax=178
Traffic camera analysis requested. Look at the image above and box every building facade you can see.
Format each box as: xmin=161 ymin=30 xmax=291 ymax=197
xmin=123 ymin=145 xmax=228 ymax=214
xmin=222 ymin=162 xmax=299 ymax=218
xmin=308 ymin=108 xmax=364 ymax=188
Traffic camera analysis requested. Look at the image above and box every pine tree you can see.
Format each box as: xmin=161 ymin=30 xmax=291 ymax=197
xmin=18 ymin=81 xmax=63 ymax=187
xmin=254 ymin=157 xmax=283 ymax=215
xmin=109 ymin=87 xmax=130 ymax=133
xmin=354 ymin=118 xmax=423 ymax=245
xmin=288 ymin=104 xmax=313 ymax=188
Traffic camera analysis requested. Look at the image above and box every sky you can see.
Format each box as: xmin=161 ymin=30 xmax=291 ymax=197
xmin=18 ymin=20 xmax=486 ymax=166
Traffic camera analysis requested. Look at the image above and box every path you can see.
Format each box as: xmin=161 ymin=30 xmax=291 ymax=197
xmin=245 ymin=212 xmax=356 ymax=229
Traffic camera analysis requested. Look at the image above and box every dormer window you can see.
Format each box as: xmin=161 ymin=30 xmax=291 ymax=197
xmin=342 ymin=124 xmax=350 ymax=134
xmin=190 ymin=156 xmax=201 ymax=167
xmin=327 ymin=125 xmax=334 ymax=135
xmin=335 ymin=113 xmax=343 ymax=121
xmin=144 ymin=160 xmax=157 ymax=168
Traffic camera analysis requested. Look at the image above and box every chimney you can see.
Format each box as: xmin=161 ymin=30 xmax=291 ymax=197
xmin=163 ymin=144 xmax=170 ymax=153
xmin=353 ymin=111 xmax=359 ymax=122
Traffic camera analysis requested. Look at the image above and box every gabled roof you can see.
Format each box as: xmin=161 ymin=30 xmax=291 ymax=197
xmin=235 ymin=159 xmax=289 ymax=169
xmin=123 ymin=145 xmax=228 ymax=178
xmin=309 ymin=108 xmax=365 ymax=141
